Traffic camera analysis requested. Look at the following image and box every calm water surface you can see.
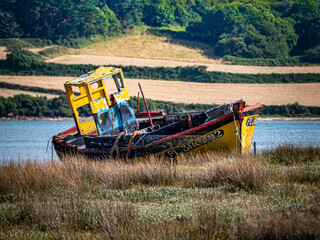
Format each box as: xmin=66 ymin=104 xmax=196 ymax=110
xmin=0 ymin=120 xmax=319 ymax=162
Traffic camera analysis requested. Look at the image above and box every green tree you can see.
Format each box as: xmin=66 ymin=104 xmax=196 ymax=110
xmin=0 ymin=9 xmax=22 ymax=37
xmin=101 ymin=5 xmax=122 ymax=35
xmin=5 ymin=0 xmax=122 ymax=39
xmin=0 ymin=97 xmax=7 ymax=116
xmin=5 ymin=99 xmax=17 ymax=115
xmin=143 ymin=0 xmax=176 ymax=26
xmin=4 ymin=38 xmax=33 ymax=53
xmin=187 ymin=2 xmax=297 ymax=58
xmin=106 ymin=0 xmax=144 ymax=29
xmin=286 ymin=0 xmax=320 ymax=54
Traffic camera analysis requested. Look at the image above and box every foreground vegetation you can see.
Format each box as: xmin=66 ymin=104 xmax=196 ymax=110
xmin=0 ymin=145 xmax=319 ymax=239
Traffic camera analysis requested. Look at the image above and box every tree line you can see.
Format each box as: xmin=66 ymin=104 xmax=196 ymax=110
xmin=1 ymin=94 xmax=320 ymax=118
xmin=0 ymin=0 xmax=319 ymax=62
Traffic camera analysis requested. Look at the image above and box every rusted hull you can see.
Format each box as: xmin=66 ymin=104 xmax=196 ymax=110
xmin=52 ymin=101 xmax=263 ymax=161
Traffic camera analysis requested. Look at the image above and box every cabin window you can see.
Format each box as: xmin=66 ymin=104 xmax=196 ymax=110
xmin=71 ymin=86 xmax=80 ymax=97
xmin=113 ymin=73 xmax=124 ymax=90
xmin=77 ymin=103 xmax=91 ymax=119
xmin=90 ymin=82 xmax=99 ymax=90
xmin=102 ymin=73 xmax=124 ymax=95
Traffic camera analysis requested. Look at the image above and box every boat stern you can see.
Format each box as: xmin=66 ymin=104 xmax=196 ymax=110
xmin=240 ymin=103 xmax=264 ymax=154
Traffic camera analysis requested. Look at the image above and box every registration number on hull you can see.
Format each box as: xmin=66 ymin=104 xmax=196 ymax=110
xmin=165 ymin=130 xmax=224 ymax=158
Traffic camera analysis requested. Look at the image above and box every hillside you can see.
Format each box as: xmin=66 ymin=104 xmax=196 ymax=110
xmin=2 ymin=34 xmax=318 ymax=74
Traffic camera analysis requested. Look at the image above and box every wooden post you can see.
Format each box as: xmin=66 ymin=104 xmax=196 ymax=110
xmin=137 ymin=91 xmax=140 ymax=113
xmin=254 ymin=142 xmax=257 ymax=156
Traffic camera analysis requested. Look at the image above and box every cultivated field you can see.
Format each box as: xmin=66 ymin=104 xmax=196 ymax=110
xmin=0 ymin=88 xmax=58 ymax=99
xmin=1 ymin=75 xmax=320 ymax=106
xmin=47 ymin=54 xmax=320 ymax=74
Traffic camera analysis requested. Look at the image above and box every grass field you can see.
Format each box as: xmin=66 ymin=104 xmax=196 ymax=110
xmin=47 ymin=34 xmax=320 ymax=74
xmin=47 ymin=54 xmax=320 ymax=74
xmin=0 ymin=88 xmax=58 ymax=99
xmin=0 ymin=145 xmax=319 ymax=239
xmin=1 ymin=76 xmax=320 ymax=106
xmin=72 ymin=34 xmax=218 ymax=64
xmin=2 ymin=34 xmax=320 ymax=74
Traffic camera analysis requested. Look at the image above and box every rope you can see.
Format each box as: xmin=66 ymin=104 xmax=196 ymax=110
xmin=110 ymin=132 xmax=125 ymax=159
xmin=46 ymin=136 xmax=53 ymax=153
xmin=132 ymin=132 xmax=148 ymax=148
xmin=232 ymin=112 xmax=243 ymax=152
xmin=126 ymin=130 xmax=142 ymax=159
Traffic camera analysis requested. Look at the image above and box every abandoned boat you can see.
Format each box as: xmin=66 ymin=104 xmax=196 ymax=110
xmin=52 ymin=66 xmax=263 ymax=160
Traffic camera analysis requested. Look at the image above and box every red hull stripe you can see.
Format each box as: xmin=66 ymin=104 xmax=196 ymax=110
xmin=59 ymin=126 xmax=78 ymax=137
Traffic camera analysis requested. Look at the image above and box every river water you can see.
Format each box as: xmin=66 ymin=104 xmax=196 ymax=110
xmin=0 ymin=120 xmax=319 ymax=162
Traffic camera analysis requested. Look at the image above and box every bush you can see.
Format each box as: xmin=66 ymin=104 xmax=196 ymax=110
xmin=4 ymin=38 xmax=34 ymax=53
xmin=5 ymin=50 xmax=42 ymax=70
xmin=223 ymin=55 xmax=303 ymax=66
xmin=302 ymin=45 xmax=320 ymax=64
xmin=38 ymin=46 xmax=68 ymax=58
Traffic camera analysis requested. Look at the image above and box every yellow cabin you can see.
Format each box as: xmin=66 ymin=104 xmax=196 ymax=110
xmin=64 ymin=66 xmax=137 ymax=136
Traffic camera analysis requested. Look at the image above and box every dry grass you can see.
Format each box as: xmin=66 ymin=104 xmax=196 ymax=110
xmin=0 ymin=47 xmax=6 ymax=60
xmin=237 ymin=209 xmax=320 ymax=240
xmin=71 ymin=34 xmax=218 ymax=64
xmin=44 ymin=33 xmax=320 ymax=74
xmin=1 ymin=75 xmax=320 ymax=106
xmin=0 ymin=148 xmax=319 ymax=239
xmin=47 ymin=54 xmax=320 ymax=74
xmin=0 ymin=76 xmax=71 ymax=91
xmin=204 ymin=155 xmax=270 ymax=190
xmin=0 ymin=153 xmax=270 ymax=194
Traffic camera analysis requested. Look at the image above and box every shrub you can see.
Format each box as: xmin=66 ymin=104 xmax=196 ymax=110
xmin=302 ymin=45 xmax=320 ymax=64
xmin=223 ymin=55 xmax=302 ymax=66
xmin=6 ymin=50 xmax=42 ymax=69
xmin=38 ymin=46 xmax=68 ymax=58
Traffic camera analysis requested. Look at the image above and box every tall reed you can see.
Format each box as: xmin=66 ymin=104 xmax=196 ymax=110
xmin=0 ymin=152 xmax=272 ymax=194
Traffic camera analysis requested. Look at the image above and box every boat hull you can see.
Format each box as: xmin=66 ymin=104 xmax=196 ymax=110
xmin=52 ymin=102 xmax=262 ymax=160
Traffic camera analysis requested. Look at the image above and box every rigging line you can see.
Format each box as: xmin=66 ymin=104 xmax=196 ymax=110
xmin=51 ymin=142 xmax=54 ymax=161
xmin=233 ymin=112 xmax=238 ymax=152
xmin=132 ymin=132 xmax=148 ymax=147
xmin=46 ymin=136 xmax=53 ymax=153
xmin=232 ymin=112 xmax=243 ymax=152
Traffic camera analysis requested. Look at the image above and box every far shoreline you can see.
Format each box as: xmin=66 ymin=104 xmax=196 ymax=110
xmin=1 ymin=116 xmax=320 ymax=121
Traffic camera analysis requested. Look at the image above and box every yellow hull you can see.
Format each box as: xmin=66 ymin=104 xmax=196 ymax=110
xmin=162 ymin=114 xmax=258 ymax=157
